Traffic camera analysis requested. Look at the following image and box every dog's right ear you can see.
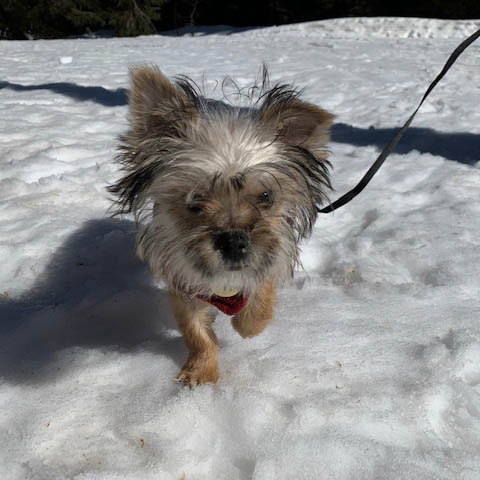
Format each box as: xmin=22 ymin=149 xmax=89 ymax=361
xmin=128 ymin=65 xmax=197 ymax=134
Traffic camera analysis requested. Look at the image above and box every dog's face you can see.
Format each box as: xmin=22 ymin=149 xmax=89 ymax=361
xmin=109 ymin=66 xmax=333 ymax=296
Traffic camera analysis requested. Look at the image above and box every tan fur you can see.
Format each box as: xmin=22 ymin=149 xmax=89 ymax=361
xmin=259 ymin=97 xmax=334 ymax=151
xmin=232 ymin=280 xmax=276 ymax=338
xmin=128 ymin=65 xmax=197 ymax=134
xmin=169 ymin=292 xmax=219 ymax=386
xmin=109 ymin=66 xmax=334 ymax=386
xmin=170 ymin=280 xmax=276 ymax=386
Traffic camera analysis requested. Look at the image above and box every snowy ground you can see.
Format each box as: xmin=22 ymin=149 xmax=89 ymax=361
xmin=1 ymin=17 xmax=480 ymax=480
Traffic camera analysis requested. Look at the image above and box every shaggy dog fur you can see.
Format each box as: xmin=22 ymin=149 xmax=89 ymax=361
xmin=109 ymin=66 xmax=333 ymax=385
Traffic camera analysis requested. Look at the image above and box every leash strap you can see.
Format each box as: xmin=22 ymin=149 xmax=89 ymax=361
xmin=319 ymin=27 xmax=480 ymax=214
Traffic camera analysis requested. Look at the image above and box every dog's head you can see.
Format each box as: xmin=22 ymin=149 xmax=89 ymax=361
xmin=109 ymin=66 xmax=333 ymax=296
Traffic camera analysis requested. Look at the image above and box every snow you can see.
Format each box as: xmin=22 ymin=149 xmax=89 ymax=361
xmin=1 ymin=16 xmax=480 ymax=480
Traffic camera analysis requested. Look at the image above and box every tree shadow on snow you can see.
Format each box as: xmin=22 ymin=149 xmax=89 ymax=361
xmin=2 ymin=80 xmax=478 ymax=165
xmin=332 ymin=122 xmax=480 ymax=166
xmin=0 ymin=81 xmax=128 ymax=107
xmin=0 ymin=218 xmax=184 ymax=385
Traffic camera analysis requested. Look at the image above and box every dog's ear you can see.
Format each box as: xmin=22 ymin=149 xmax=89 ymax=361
xmin=128 ymin=65 xmax=196 ymax=134
xmin=259 ymin=91 xmax=333 ymax=152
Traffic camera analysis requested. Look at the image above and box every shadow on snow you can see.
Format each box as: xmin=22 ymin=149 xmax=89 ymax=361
xmin=0 ymin=218 xmax=183 ymax=385
xmin=332 ymin=122 xmax=479 ymax=166
xmin=0 ymin=80 xmax=128 ymax=107
xmin=2 ymin=80 xmax=478 ymax=165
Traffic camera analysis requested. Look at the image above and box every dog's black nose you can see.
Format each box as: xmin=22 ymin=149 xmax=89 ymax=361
xmin=214 ymin=230 xmax=249 ymax=262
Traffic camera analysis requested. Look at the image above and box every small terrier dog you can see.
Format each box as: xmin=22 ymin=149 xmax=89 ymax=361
xmin=109 ymin=66 xmax=333 ymax=386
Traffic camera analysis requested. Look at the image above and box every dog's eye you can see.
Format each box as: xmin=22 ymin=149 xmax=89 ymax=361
xmin=187 ymin=203 xmax=203 ymax=213
xmin=258 ymin=191 xmax=273 ymax=208
xmin=186 ymin=194 xmax=204 ymax=213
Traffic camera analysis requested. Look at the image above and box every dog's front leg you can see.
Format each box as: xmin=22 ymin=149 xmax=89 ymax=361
xmin=232 ymin=280 xmax=276 ymax=338
xmin=169 ymin=292 xmax=219 ymax=386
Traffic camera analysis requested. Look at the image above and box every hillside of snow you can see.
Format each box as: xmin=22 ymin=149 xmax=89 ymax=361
xmin=1 ymin=17 xmax=480 ymax=480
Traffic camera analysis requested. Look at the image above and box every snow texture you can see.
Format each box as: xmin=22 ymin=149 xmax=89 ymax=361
xmin=1 ymin=17 xmax=480 ymax=480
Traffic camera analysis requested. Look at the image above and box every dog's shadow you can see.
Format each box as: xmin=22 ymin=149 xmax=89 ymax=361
xmin=0 ymin=218 xmax=183 ymax=384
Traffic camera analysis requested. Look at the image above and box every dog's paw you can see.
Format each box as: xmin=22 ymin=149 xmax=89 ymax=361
xmin=231 ymin=315 xmax=268 ymax=338
xmin=176 ymin=355 xmax=219 ymax=387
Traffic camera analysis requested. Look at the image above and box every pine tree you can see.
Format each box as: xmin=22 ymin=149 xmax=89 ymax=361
xmin=109 ymin=0 xmax=166 ymax=36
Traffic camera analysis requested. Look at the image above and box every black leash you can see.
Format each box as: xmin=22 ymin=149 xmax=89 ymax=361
xmin=319 ymin=27 xmax=480 ymax=214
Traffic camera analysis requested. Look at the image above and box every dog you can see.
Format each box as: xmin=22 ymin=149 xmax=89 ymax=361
xmin=109 ymin=66 xmax=333 ymax=386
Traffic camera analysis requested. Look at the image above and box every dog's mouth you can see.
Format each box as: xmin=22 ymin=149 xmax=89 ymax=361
xmin=192 ymin=253 xmax=249 ymax=277
xmin=225 ymin=261 xmax=248 ymax=272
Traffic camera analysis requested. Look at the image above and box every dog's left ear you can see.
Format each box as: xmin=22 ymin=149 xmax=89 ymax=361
xmin=259 ymin=94 xmax=334 ymax=152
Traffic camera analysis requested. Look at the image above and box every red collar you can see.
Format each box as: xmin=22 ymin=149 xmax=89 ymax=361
xmin=196 ymin=292 xmax=249 ymax=315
